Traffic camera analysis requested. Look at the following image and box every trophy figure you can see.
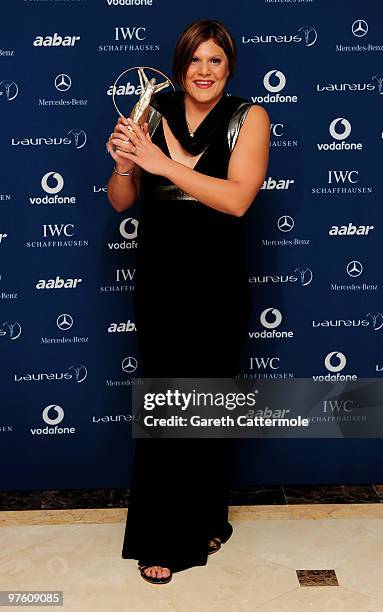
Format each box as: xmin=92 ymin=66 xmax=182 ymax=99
xmin=131 ymin=67 xmax=171 ymax=125
xmin=112 ymin=65 xmax=175 ymax=127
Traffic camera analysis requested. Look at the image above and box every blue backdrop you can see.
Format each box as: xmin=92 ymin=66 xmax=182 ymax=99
xmin=1 ymin=0 xmax=382 ymax=490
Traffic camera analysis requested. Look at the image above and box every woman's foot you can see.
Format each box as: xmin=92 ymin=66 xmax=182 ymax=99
xmin=208 ymin=537 xmax=222 ymax=554
xmin=143 ymin=565 xmax=171 ymax=579
xmin=139 ymin=564 xmax=172 ymax=584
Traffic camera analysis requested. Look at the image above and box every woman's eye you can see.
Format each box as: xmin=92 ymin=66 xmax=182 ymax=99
xmin=211 ymin=58 xmax=221 ymax=64
xmin=191 ymin=57 xmax=199 ymax=63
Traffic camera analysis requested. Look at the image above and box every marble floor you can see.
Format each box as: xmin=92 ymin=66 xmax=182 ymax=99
xmin=1 ymin=503 xmax=383 ymax=611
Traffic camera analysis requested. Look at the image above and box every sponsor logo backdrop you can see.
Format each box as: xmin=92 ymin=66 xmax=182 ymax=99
xmin=1 ymin=0 xmax=382 ymax=489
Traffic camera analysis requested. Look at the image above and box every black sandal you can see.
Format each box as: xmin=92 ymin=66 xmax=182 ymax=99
xmin=138 ymin=564 xmax=173 ymax=584
xmin=208 ymin=537 xmax=222 ymax=555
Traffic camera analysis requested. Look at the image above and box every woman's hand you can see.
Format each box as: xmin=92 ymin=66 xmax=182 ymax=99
xmin=118 ymin=118 xmax=171 ymax=176
xmin=106 ymin=116 xmax=148 ymax=173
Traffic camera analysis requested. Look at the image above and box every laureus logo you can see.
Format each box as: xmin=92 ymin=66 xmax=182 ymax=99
xmin=0 ymin=320 xmax=22 ymax=340
xmin=297 ymin=26 xmax=317 ymax=47
xmin=372 ymin=74 xmax=383 ymax=94
xmin=0 ymin=80 xmax=19 ymax=101
xmin=242 ymin=25 xmax=317 ymax=47
xmin=67 ymin=129 xmax=87 ymax=149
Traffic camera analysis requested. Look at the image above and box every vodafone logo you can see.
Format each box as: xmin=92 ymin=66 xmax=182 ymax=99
xmin=260 ymin=308 xmax=282 ymax=329
xmin=263 ymin=70 xmax=286 ymax=93
xmin=30 ymin=404 xmax=76 ymax=436
xmin=324 ymin=351 xmax=347 ymax=373
xmin=42 ymin=404 xmax=64 ymax=425
xmin=317 ymin=117 xmax=362 ymax=151
xmin=252 ymin=70 xmax=297 ymax=104
xmin=41 ymin=172 xmax=64 ymax=194
xmin=329 ymin=118 xmax=352 ymax=141
xmin=119 ymin=218 xmax=138 ymax=240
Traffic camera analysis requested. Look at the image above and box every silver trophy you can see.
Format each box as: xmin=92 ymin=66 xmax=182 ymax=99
xmin=111 ymin=66 xmax=175 ymax=128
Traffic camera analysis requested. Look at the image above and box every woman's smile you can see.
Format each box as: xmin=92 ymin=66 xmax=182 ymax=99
xmin=193 ymin=80 xmax=215 ymax=89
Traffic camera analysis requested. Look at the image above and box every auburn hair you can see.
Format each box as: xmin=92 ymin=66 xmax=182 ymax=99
xmin=172 ymin=20 xmax=237 ymax=89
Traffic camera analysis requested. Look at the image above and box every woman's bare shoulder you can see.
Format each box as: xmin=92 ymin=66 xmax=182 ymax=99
xmin=246 ymin=104 xmax=270 ymax=125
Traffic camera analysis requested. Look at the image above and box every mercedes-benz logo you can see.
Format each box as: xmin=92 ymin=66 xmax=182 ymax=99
xmin=122 ymin=356 xmax=138 ymax=373
xmin=346 ymin=260 xmax=363 ymax=277
xmin=55 ymin=74 xmax=72 ymax=92
xmin=57 ymin=313 xmax=73 ymax=331
xmin=277 ymin=215 xmax=294 ymax=232
xmin=351 ymin=19 xmax=368 ymax=37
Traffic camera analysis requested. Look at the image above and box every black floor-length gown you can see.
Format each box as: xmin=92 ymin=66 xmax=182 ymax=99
xmin=122 ymin=96 xmax=252 ymax=573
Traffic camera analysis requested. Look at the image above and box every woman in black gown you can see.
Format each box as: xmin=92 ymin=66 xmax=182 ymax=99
xmin=106 ymin=20 xmax=270 ymax=584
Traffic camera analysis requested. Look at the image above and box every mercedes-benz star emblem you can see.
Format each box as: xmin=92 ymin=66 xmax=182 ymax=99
xmin=346 ymin=260 xmax=363 ymax=277
xmin=351 ymin=19 xmax=368 ymax=37
xmin=122 ymin=356 xmax=138 ymax=374
xmin=57 ymin=313 xmax=73 ymax=331
xmin=277 ymin=215 xmax=294 ymax=232
xmin=55 ymin=74 xmax=72 ymax=92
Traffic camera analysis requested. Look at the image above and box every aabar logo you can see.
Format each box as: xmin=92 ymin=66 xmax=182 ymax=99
xmin=261 ymin=177 xmax=294 ymax=190
xmin=329 ymin=223 xmax=374 ymax=236
xmin=108 ymin=321 xmax=136 ymax=332
xmin=33 ymin=34 xmax=81 ymax=47
xmin=36 ymin=276 xmax=82 ymax=289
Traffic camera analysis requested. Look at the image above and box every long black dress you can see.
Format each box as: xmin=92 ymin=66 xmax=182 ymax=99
xmin=121 ymin=95 xmax=252 ymax=573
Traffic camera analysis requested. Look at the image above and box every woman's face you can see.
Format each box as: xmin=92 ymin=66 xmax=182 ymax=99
xmin=183 ymin=38 xmax=230 ymax=104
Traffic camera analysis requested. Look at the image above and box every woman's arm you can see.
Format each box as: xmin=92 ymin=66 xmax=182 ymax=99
xmin=123 ymin=105 xmax=270 ymax=217
xmin=107 ymin=164 xmax=142 ymax=213
xmin=166 ymin=105 xmax=270 ymax=216
xmin=106 ymin=117 xmax=146 ymax=212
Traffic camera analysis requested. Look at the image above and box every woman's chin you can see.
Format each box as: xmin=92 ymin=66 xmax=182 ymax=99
xmin=185 ymin=86 xmax=223 ymax=105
